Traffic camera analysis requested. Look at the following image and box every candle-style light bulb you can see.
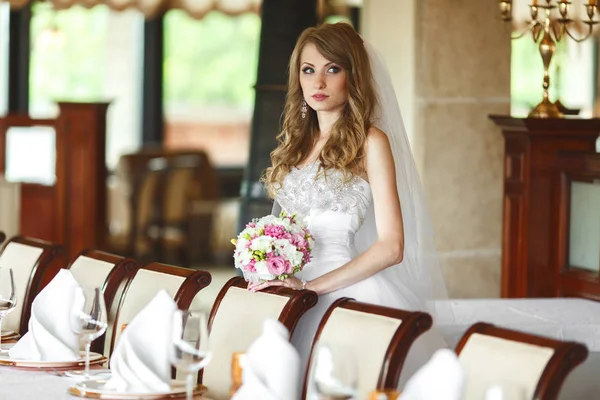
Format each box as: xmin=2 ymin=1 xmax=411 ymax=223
xmin=499 ymin=1 xmax=513 ymax=21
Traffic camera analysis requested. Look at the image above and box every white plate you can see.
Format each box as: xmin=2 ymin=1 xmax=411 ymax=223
xmin=68 ymin=379 xmax=207 ymax=399
xmin=0 ymin=350 xmax=106 ymax=369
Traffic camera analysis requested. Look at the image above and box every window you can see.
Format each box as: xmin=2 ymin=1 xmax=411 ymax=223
xmin=29 ymin=3 xmax=144 ymax=168
xmin=5 ymin=126 xmax=55 ymax=184
xmin=511 ymin=38 xmax=596 ymax=118
xmin=163 ymin=10 xmax=261 ymax=167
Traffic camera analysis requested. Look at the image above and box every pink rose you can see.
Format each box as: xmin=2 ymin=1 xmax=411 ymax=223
xmin=285 ymin=260 xmax=294 ymax=274
xmin=292 ymin=234 xmax=308 ymax=249
xmin=266 ymin=255 xmax=290 ymax=276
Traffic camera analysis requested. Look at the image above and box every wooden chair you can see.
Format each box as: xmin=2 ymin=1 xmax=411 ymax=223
xmin=0 ymin=236 xmax=63 ymax=335
xmin=202 ymin=276 xmax=318 ymax=400
xmin=155 ymin=152 xmax=219 ymax=266
xmin=302 ymin=298 xmax=432 ymax=400
xmin=66 ymin=249 xmax=139 ymax=355
xmin=455 ymin=322 xmax=589 ymax=400
xmin=106 ymin=157 xmax=165 ymax=260
xmin=107 ymin=262 xmax=211 ymax=356
xmin=106 ymin=149 xmax=219 ymax=266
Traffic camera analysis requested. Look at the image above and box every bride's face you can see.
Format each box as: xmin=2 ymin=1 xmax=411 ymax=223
xmin=299 ymin=43 xmax=348 ymax=115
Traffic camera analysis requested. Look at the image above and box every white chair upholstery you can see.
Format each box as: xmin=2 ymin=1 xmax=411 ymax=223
xmin=0 ymin=242 xmax=44 ymax=332
xmin=203 ymin=286 xmax=291 ymax=400
xmin=308 ymin=308 xmax=402 ymax=400
xmin=109 ymin=268 xmax=186 ymax=354
xmin=458 ymin=333 xmax=555 ymax=400
xmin=0 ymin=176 xmax=20 ymax=238
xmin=68 ymin=252 xmax=131 ymax=357
xmin=69 ymin=256 xmax=116 ymax=310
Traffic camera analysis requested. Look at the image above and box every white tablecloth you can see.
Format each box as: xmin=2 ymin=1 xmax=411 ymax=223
xmin=0 ymin=368 xmax=79 ymax=400
xmin=436 ymin=298 xmax=600 ymax=351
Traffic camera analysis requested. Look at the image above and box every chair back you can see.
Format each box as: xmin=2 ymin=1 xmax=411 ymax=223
xmin=67 ymin=249 xmax=139 ymax=355
xmin=0 ymin=176 xmax=19 ymax=238
xmin=456 ymin=322 xmax=589 ymax=400
xmin=107 ymin=262 xmax=211 ymax=355
xmin=202 ymin=276 xmax=318 ymax=400
xmin=303 ymin=298 xmax=432 ymax=400
xmin=0 ymin=236 xmax=62 ymax=334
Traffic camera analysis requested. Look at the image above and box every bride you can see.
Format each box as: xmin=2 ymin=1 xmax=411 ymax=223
xmin=249 ymin=22 xmax=450 ymax=387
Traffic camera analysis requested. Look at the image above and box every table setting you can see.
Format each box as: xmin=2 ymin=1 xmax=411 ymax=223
xmin=0 ymin=268 xmax=212 ymax=400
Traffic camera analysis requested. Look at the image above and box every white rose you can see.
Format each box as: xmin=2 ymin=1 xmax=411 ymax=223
xmin=237 ymin=250 xmax=253 ymax=264
xmin=236 ymin=238 xmax=250 ymax=251
xmin=287 ymin=250 xmax=303 ymax=267
xmin=273 ymin=238 xmax=291 ymax=249
xmin=241 ymin=227 xmax=258 ymax=238
xmin=250 ymin=236 xmax=272 ymax=253
xmin=258 ymin=215 xmax=277 ymax=227
xmin=254 ymin=261 xmax=270 ymax=277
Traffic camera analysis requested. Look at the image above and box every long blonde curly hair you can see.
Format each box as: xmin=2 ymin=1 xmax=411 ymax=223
xmin=263 ymin=22 xmax=378 ymax=198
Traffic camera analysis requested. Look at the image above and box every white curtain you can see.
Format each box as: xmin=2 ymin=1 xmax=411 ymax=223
xmin=3 ymin=0 xmax=261 ymax=19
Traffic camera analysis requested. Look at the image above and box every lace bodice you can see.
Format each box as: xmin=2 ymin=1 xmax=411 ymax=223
xmin=275 ymin=163 xmax=372 ymax=224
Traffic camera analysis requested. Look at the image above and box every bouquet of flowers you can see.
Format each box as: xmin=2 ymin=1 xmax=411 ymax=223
xmin=232 ymin=212 xmax=314 ymax=282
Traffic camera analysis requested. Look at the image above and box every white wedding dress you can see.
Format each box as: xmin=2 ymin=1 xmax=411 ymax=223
xmin=275 ymin=162 xmax=447 ymax=388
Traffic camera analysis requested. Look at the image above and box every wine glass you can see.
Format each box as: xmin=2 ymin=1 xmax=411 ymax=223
xmin=0 ymin=268 xmax=16 ymax=352
xmin=170 ymin=309 xmax=211 ymax=400
xmin=70 ymin=287 xmax=108 ymax=378
xmin=311 ymin=343 xmax=358 ymax=400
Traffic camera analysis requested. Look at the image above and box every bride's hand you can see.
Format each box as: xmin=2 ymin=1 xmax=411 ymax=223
xmin=248 ymin=277 xmax=306 ymax=292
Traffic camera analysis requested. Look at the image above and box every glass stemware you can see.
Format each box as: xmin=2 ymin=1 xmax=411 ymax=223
xmin=311 ymin=343 xmax=358 ymax=400
xmin=70 ymin=287 xmax=107 ymax=378
xmin=170 ymin=309 xmax=211 ymax=400
xmin=0 ymin=268 xmax=16 ymax=352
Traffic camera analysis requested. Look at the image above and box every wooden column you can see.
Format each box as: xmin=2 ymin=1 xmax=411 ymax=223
xmin=55 ymin=102 xmax=109 ymax=261
xmin=490 ymin=116 xmax=600 ymax=298
xmin=239 ymin=0 xmax=318 ymax=228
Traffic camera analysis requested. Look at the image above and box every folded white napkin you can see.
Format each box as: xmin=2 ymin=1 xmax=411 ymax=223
xmin=400 ymin=349 xmax=465 ymax=400
xmin=104 ymin=290 xmax=177 ymax=393
xmin=232 ymin=319 xmax=300 ymax=400
xmin=9 ymin=269 xmax=82 ymax=361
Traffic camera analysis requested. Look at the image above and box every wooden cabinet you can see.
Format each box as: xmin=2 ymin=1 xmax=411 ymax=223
xmin=490 ymin=116 xmax=600 ymax=299
xmin=0 ymin=102 xmax=109 ymax=262
xmin=555 ymin=152 xmax=600 ymax=300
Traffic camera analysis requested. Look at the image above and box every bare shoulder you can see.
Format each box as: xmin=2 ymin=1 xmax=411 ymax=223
xmin=365 ymin=126 xmax=392 ymax=158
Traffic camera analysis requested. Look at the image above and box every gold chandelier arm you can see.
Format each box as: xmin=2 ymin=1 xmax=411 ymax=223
xmin=511 ymin=19 xmax=540 ymax=40
xmin=562 ymin=22 xmax=596 ymax=43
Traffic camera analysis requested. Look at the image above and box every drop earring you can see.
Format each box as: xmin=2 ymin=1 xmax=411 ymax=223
xmin=301 ymin=100 xmax=307 ymax=119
